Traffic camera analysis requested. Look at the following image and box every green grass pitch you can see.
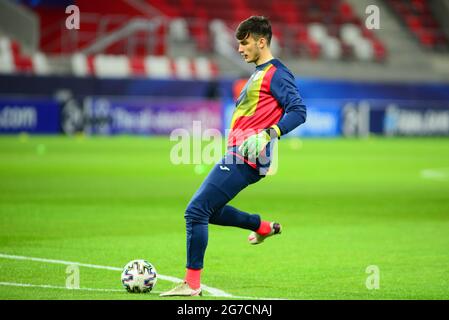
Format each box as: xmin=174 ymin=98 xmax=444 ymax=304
xmin=0 ymin=135 xmax=448 ymax=300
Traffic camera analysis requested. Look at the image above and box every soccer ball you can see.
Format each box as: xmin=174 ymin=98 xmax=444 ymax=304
xmin=121 ymin=259 xmax=157 ymax=293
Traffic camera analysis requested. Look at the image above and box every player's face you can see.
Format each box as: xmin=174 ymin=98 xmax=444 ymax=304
xmin=238 ymin=35 xmax=261 ymax=64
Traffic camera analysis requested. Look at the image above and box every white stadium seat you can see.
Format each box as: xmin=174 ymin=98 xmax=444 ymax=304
xmin=144 ymin=55 xmax=172 ymax=79
xmin=354 ymin=39 xmax=374 ymax=61
xmin=341 ymin=23 xmax=361 ymax=46
xmin=169 ymin=18 xmax=190 ymax=42
xmin=0 ymin=37 xmax=15 ymax=74
xmin=308 ymin=23 xmax=329 ymax=45
xmin=174 ymin=56 xmax=193 ymax=79
xmin=94 ymin=54 xmax=131 ymax=78
xmin=71 ymin=53 xmax=89 ymax=77
xmin=32 ymin=52 xmax=50 ymax=75
xmin=194 ymin=57 xmax=213 ymax=80
xmin=322 ymin=37 xmax=342 ymax=60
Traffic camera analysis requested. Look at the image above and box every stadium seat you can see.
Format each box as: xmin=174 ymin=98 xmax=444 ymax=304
xmin=341 ymin=23 xmax=361 ymax=46
xmin=71 ymin=53 xmax=91 ymax=77
xmin=144 ymin=55 xmax=173 ymax=79
xmin=94 ymin=55 xmax=131 ymax=78
xmin=169 ymin=18 xmax=190 ymax=42
xmin=325 ymin=37 xmax=343 ymax=60
xmin=308 ymin=23 xmax=329 ymax=45
xmin=173 ymin=56 xmax=193 ymax=79
xmin=193 ymin=57 xmax=217 ymax=80
xmin=32 ymin=52 xmax=50 ymax=75
xmin=354 ymin=39 xmax=374 ymax=61
xmin=0 ymin=37 xmax=15 ymax=74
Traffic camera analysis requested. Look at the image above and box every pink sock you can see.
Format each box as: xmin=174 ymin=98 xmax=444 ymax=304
xmin=256 ymin=221 xmax=271 ymax=236
xmin=185 ymin=268 xmax=202 ymax=289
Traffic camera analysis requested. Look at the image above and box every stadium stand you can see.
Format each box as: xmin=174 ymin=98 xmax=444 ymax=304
xmin=0 ymin=35 xmax=218 ymax=79
xmin=384 ymin=0 xmax=449 ymax=51
xmin=70 ymin=53 xmax=219 ymax=79
xmin=1 ymin=0 xmax=449 ymax=81
xmin=0 ymin=36 xmax=49 ymax=75
xmin=148 ymin=0 xmax=387 ymax=62
xmin=23 ymin=0 xmax=387 ymax=62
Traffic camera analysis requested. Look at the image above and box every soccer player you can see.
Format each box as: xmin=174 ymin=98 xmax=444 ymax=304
xmin=160 ymin=16 xmax=307 ymax=297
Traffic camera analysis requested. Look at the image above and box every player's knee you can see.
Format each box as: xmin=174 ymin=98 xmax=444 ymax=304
xmin=184 ymin=199 xmax=209 ymax=223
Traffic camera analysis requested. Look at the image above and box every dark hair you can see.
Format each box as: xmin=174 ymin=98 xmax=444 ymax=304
xmin=235 ymin=16 xmax=272 ymax=45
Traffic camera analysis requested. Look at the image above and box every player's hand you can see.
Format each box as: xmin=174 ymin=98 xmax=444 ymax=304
xmin=239 ymin=130 xmax=271 ymax=158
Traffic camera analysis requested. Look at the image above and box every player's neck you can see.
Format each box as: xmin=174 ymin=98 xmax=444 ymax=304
xmin=255 ymin=51 xmax=274 ymax=66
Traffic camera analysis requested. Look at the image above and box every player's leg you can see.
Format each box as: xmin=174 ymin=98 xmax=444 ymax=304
xmin=210 ymin=205 xmax=282 ymax=244
xmin=208 ymin=150 xmax=282 ymax=244
xmin=160 ymin=153 xmax=262 ymax=297
xmin=209 ymin=204 xmax=261 ymax=230
xmin=184 ymin=155 xmax=262 ymax=276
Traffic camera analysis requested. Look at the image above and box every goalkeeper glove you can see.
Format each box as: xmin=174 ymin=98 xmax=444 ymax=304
xmin=239 ymin=127 xmax=279 ymax=158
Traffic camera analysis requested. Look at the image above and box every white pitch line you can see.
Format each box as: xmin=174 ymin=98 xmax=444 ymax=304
xmin=0 ymin=281 xmax=286 ymax=300
xmin=0 ymin=253 xmax=122 ymax=271
xmin=0 ymin=281 xmax=125 ymax=293
xmin=0 ymin=253 xmax=230 ymax=297
xmin=0 ymin=253 xmax=287 ymax=300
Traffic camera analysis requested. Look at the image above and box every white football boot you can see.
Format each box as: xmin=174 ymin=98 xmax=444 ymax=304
xmin=159 ymin=281 xmax=202 ymax=297
xmin=248 ymin=222 xmax=282 ymax=245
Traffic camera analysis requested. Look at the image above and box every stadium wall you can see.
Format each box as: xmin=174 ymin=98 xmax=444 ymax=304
xmin=1 ymin=75 xmax=449 ymax=136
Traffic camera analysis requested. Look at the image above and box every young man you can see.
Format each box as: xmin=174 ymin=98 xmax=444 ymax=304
xmin=160 ymin=16 xmax=307 ymax=297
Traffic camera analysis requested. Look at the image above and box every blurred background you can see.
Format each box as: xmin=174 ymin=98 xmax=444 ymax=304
xmin=0 ymin=0 xmax=448 ymax=137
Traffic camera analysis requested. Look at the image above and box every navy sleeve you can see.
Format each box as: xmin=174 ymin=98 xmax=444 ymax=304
xmin=270 ymin=67 xmax=307 ymax=136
